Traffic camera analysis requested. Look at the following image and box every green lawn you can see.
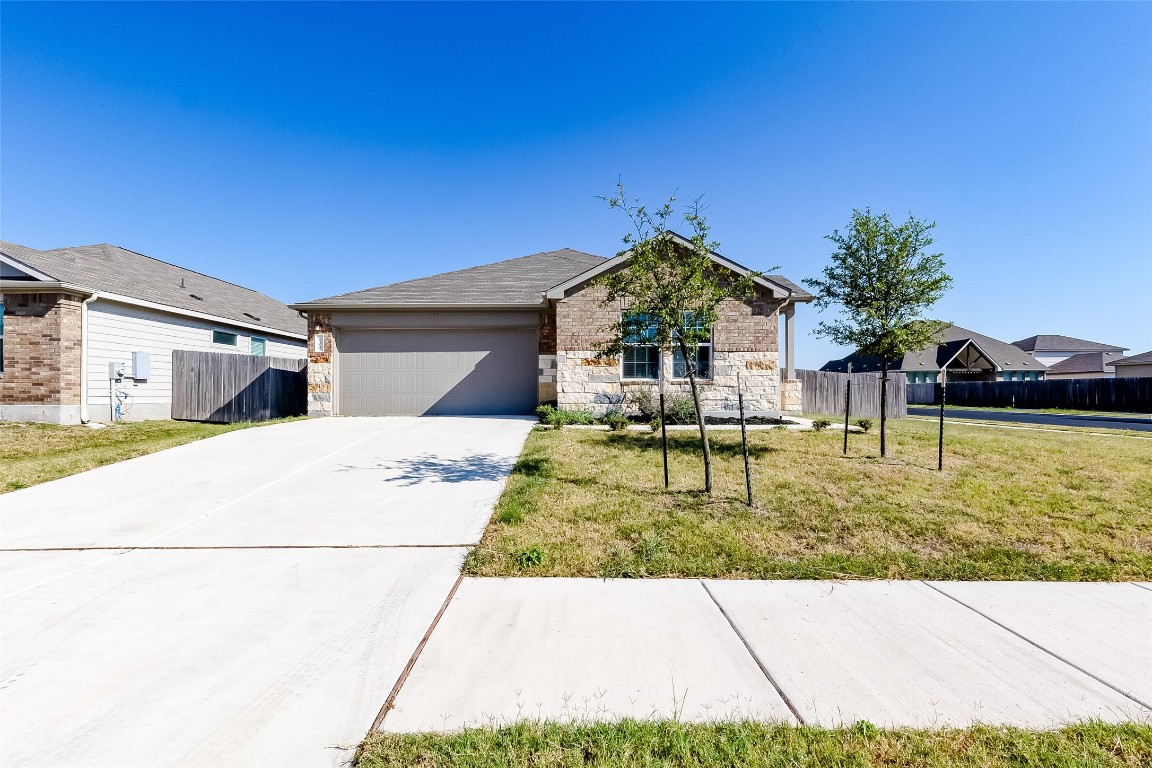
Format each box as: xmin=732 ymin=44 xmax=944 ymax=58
xmin=356 ymin=720 xmax=1152 ymax=768
xmin=464 ymin=419 xmax=1152 ymax=580
xmin=0 ymin=418 xmax=301 ymax=493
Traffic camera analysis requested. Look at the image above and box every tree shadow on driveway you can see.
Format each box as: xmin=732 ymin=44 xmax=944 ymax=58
xmin=336 ymin=453 xmax=515 ymax=486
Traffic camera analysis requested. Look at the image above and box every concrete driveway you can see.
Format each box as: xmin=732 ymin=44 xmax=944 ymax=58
xmin=0 ymin=416 xmax=533 ymax=768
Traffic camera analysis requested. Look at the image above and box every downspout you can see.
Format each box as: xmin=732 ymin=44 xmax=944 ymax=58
xmin=79 ymin=292 xmax=99 ymax=423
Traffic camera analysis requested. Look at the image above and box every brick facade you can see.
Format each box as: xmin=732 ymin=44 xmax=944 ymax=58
xmin=1 ymin=292 xmax=84 ymax=406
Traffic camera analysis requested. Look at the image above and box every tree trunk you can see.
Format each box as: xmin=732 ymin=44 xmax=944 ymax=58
xmin=677 ymin=334 xmax=712 ymax=494
xmin=879 ymin=359 xmax=889 ymax=458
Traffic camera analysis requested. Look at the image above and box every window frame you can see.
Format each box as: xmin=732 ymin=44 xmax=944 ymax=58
xmin=620 ymin=312 xmax=660 ymax=381
xmin=671 ymin=313 xmax=712 ymax=380
xmin=250 ymin=336 xmax=267 ymax=357
xmin=212 ymin=330 xmax=239 ymax=347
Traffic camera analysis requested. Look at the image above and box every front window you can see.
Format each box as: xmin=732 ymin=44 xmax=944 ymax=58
xmin=672 ymin=313 xmax=711 ymax=379
xmin=622 ymin=313 xmax=659 ymax=380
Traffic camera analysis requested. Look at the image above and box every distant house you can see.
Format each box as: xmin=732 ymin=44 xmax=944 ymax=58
xmin=1042 ymin=351 xmax=1128 ymax=380
xmin=1 ymin=241 xmax=306 ymax=424
xmin=1011 ymin=334 xmax=1128 ymax=367
xmin=1111 ymin=351 xmax=1152 ymax=378
xmin=820 ymin=325 xmax=1047 ymax=383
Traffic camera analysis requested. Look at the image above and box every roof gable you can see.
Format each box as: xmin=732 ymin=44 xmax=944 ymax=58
xmin=1012 ymin=334 xmax=1126 ymax=353
xmin=293 ymin=249 xmax=606 ymax=308
xmin=0 ymin=241 xmax=304 ymax=337
xmin=1112 ymin=351 xmax=1152 ymax=366
xmin=544 ymin=231 xmax=811 ymax=302
xmin=1045 ymin=351 xmax=1126 ymax=375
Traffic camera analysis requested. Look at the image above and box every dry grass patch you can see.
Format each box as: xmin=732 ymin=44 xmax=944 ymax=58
xmin=0 ymin=419 xmax=299 ymax=492
xmin=465 ymin=419 xmax=1152 ymax=580
xmin=356 ymin=720 xmax=1152 ymax=767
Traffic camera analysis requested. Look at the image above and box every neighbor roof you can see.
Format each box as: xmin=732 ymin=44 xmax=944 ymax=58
xmin=1112 ymin=351 xmax=1152 ymax=366
xmin=0 ymin=241 xmax=305 ymax=337
xmin=1044 ymin=351 xmax=1126 ymax=375
xmin=822 ymin=325 xmax=1046 ymax=373
xmin=293 ymin=249 xmax=608 ymax=308
xmin=1012 ymin=334 xmax=1126 ymax=353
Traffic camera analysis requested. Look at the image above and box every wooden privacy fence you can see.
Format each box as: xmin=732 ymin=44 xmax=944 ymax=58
xmin=906 ymin=382 xmax=937 ymax=405
xmin=905 ymin=377 xmax=1152 ymax=412
xmin=172 ymin=350 xmax=307 ymax=423
xmin=798 ymin=369 xmax=908 ymax=419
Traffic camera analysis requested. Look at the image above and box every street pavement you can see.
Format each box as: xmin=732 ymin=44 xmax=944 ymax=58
xmin=908 ymin=406 xmax=1152 ymax=432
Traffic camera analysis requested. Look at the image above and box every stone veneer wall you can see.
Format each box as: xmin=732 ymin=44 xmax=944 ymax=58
xmin=306 ymin=313 xmax=334 ymax=416
xmin=555 ymin=284 xmax=792 ymax=415
xmin=1 ymin=292 xmax=83 ymax=408
xmin=781 ymin=378 xmax=802 ymax=414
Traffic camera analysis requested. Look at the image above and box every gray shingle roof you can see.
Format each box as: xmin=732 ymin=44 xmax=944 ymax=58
xmin=1012 ymin=334 xmax=1126 ymax=353
xmin=821 ymin=325 xmax=1046 ymax=373
xmin=1045 ymin=351 xmax=1126 ymax=375
xmin=1112 ymin=351 xmax=1152 ymax=366
xmin=294 ymin=249 xmax=607 ymax=307
xmin=1 ymin=241 xmax=305 ymax=337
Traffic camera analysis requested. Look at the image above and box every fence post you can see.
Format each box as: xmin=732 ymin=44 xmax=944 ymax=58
xmin=843 ymin=362 xmax=852 ymax=454
xmin=938 ymin=376 xmax=947 ymax=471
xmin=659 ymin=375 xmax=669 ymax=490
xmin=738 ymin=371 xmax=752 ymax=506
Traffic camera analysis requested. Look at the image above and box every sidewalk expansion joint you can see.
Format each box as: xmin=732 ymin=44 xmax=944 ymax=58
xmin=369 ymin=572 xmax=464 ymax=732
xmin=1131 ymin=583 xmax=1152 ymax=593
xmin=923 ymin=581 xmax=1152 ymax=711
xmin=699 ymin=580 xmax=805 ymax=725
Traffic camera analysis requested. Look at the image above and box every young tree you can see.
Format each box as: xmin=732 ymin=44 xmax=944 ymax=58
xmin=594 ymin=184 xmax=764 ymax=494
xmin=803 ymin=209 xmax=952 ymax=457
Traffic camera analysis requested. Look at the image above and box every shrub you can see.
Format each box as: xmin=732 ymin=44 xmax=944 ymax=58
xmin=812 ymin=418 xmax=832 ymax=432
xmin=666 ymin=393 xmax=698 ymax=425
xmin=512 ymin=546 xmax=545 ymax=570
xmin=604 ymin=411 xmax=630 ymax=431
xmin=626 ymin=387 xmax=660 ymax=420
xmin=536 ymin=405 xmax=598 ymax=429
xmin=649 ymin=416 xmax=662 ymax=433
xmin=855 ymin=418 xmax=873 ymax=433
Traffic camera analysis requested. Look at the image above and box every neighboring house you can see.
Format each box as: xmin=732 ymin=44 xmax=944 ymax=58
xmin=1011 ymin=334 xmax=1128 ymax=367
xmin=1111 ymin=351 xmax=1152 ymax=378
xmin=1042 ymin=351 xmax=1127 ymax=380
xmin=290 ymin=235 xmax=811 ymax=417
xmin=1 ymin=241 xmax=306 ymax=424
xmin=821 ymin=324 xmax=1047 ymax=383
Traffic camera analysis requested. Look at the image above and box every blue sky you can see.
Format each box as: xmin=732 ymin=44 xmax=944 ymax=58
xmin=3 ymin=1 xmax=1149 ymax=368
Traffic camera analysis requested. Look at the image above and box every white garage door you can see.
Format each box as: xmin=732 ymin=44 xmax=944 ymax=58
xmin=337 ymin=328 xmax=538 ymax=415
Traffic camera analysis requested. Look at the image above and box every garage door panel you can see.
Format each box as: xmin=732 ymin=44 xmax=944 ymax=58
xmin=338 ymin=328 xmax=537 ymax=416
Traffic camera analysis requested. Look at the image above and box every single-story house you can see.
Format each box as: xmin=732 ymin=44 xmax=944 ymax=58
xmin=1011 ymin=334 xmax=1128 ymax=367
xmin=1111 ymin=351 xmax=1152 ymax=378
xmin=821 ymin=324 xmax=1047 ymax=383
xmin=1042 ymin=350 xmax=1128 ymax=380
xmin=1 ymin=241 xmax=306 ymax=424
xmin=290 ymin=235 xmax=811 ymax=417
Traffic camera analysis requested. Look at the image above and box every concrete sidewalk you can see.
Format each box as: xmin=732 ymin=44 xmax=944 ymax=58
xmin=380 ymin=578 xmax=1152 ymax=732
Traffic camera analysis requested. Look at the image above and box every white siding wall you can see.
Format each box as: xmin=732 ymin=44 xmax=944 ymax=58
xmin=86 ymin=300 xmax=305 ymax=420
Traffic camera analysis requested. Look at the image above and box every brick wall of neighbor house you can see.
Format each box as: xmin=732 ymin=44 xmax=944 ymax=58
xmin=537 ymin=310 xmax=559 ymax=404
xmin=555 ymin=284 xmax=789 ymax=415
xmin=1 ymin=292 xmax=84 ymax=407
xmin=306 ymin=313 xmax=334 ymax=417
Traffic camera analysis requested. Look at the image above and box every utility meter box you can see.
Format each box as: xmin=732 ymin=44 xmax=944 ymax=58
xmin=132 ymin=351 xmax=151 ymax=380
xmin=107 ymin=362 xmax=126 ymax=380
